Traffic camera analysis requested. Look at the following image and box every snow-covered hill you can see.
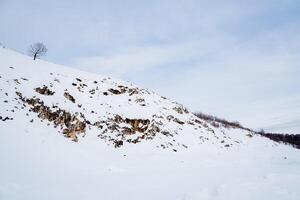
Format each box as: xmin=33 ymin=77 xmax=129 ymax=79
xmin=0 ymin=47 xmax=299 ymax=200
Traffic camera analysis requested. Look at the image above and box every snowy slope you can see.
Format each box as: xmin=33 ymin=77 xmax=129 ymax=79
xmin=0 ymin=47 xmax=299 ymax=200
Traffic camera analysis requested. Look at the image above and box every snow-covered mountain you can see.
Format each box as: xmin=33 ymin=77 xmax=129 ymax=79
xmin=0 ymin=47 xmax=299 ymax=200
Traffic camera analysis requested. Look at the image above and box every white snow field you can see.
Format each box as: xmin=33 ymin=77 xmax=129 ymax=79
xmin=0 ymin=47 xmax=299 ymax=200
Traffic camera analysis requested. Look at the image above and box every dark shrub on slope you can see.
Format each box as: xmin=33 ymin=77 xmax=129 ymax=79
xmin=193 ymin=112 xmax=251 ymax=131
xmin=259 ymin=132 xmax=300 ymax=149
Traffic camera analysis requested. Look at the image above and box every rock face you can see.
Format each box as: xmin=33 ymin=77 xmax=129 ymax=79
xmin=16 ymin=92 xmax=85 ymax=142
xmin=113 ymin=115 xmax=150 ymax=133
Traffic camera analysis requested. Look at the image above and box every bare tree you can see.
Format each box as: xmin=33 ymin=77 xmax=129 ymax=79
xmin=29 ymin=42 xmax=48 ymax=60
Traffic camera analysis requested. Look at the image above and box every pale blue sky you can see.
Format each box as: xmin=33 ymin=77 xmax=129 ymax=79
xmin=1 ymin=0 xmax=300 ymax=132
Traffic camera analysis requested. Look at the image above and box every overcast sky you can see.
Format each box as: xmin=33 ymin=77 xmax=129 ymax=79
xmin=1 ymin=0 xmax=300 ymax=132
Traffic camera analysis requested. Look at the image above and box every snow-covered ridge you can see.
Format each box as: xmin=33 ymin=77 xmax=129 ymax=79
xmin=1 ymin=47 xmax=300 ymax=200
xmin=0 ymin=47 xmax=263 ymax=151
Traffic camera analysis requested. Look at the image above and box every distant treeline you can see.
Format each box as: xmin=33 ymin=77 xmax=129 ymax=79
xmin=258 ymin=132 xmax=300 ymax=149
xmin=193 ymin=111 xmax=300 ymax=149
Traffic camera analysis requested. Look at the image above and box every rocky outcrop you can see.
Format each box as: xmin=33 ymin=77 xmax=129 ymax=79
xmin=111 ymin=115 xmax=150 ymax=134
xmin=173 ymin=106 xmax=189 ymax=114
xmin=35 ymin=86 xmax=55 ymax=96
xmin=14 ymin=91 xmax=165 ymax=146
xmin=16 ymin=91 xmax=85 ymax=142
xmin=13 ymin=90 xmax=172 ymax=147
xmin=107 ymin=85 xmax=139 ymax=96
xmin=114 ymin=140 xmax=123 ymax=148
xmin=108 ymin=88 xmax=123 ymax=95
xmin=64 ymin=92 xmax=75 ymax=103
xmin=97 ymin=114 xmax=163 ymax=147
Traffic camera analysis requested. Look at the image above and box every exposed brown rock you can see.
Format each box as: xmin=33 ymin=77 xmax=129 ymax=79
xmin=122 ymin=127 xmax=133 ymax=135
xmin=173 ymin=106 xmax=189 ymax=114
xmin=128 ymin=88 xmax=139 ymax=96
xmin=64 ymin=92 xmax=75 ymax=103
xmin=173 ymin=118 xmax=185 ymax=125
xmin=106 ymin=86 xmax=139 ymax=96
xmin=16 ymin=91 xmax=85 ymax=142
xmin=93 ymin=121 xmax=103 ymax=129
xmin=35 ymin=86 xmax=55 ymax=96
xmin=125 ymin=118 xmax=150 ymax=133
xmin=111 ymin=115 xmax=150 ymax=134
xmin=114 ymin=140 xmax=123 ymax=148
xmin=108 ymin=88 xmax=123 ymax=95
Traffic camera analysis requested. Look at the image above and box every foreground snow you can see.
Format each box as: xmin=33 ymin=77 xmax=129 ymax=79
xmin=0 ymin=47 xmax=299 ymax=200
xmin=1 ymin=126 xmax=299 ymax=200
